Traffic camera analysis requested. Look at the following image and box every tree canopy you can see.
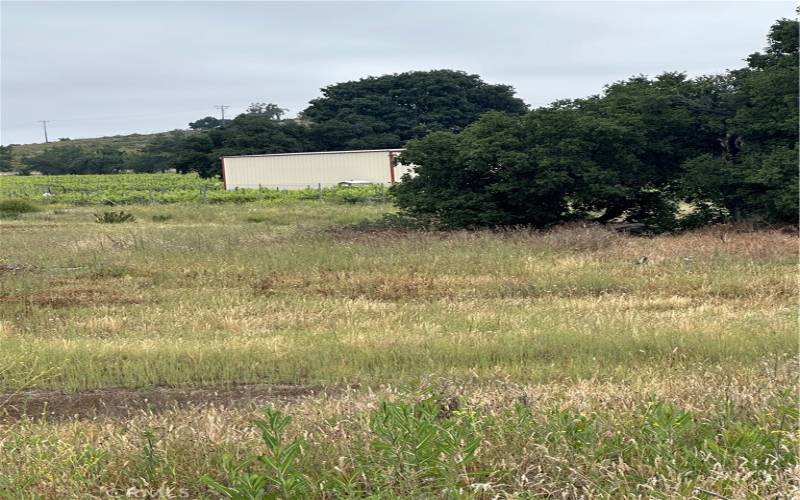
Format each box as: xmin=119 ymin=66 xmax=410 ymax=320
xmin=394 ymin=18 xmax=798 ymax=229
xmin=302 ymin=70 xmax=528 ymax=150
xmin=680 ymin=18 xmax=798 ymax=225
xmin=0 ymin=145 xmax=13 ymax=172
xmin=22 ymin=144 xmax=127 ymax=175
xmin=189 ymin=116 xmax=224 ymax=130
xmin=148 ymin=113 xmax=309 ymax=178
xmin=117 ymin=70 xmax=529 ymax=178
xmin=246 ymin=102 xmax=287 ymax=120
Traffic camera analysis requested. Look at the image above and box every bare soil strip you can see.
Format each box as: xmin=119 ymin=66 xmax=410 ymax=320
xmin=0 ymin=384 xmax=321 ymax=421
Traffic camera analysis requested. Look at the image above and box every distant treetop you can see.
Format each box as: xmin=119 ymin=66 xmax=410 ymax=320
xmin=301 ymin=69 xmax=528 ymax=150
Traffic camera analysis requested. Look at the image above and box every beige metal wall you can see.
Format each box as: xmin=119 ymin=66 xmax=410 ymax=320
xmin=222 ymin=150 xmax=403 ymax=190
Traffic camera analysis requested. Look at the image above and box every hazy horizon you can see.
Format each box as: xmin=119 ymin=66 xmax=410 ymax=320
xmin=1 ymin=1 xmax=795 ymax=145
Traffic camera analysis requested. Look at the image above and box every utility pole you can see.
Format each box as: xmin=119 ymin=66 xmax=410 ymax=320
xmin=214 ymin=105 xmax=230 ymax=122
xmin=38 ymin=120 xmax=50 ymax=143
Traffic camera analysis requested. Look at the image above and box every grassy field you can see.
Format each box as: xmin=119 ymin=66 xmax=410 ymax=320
xmin=0 ymin=199 xmax=797 ymax=498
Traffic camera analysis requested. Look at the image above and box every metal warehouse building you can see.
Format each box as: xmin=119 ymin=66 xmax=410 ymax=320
xmin=221 ymin=149 xmax=414 ymax=190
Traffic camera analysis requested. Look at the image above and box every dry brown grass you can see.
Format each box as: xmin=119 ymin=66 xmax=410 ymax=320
xmin=330 ymin=222 xmax=798 ymax=263
xmin=255 ymin=271 xmax=450 ymax=301
xmin=1 ymin=364 xmax=795 ymax=499
xmin=0 ymin=285 xmax=145 ymax=308
xmin=594 ymin=226 xmax=799 ymax=262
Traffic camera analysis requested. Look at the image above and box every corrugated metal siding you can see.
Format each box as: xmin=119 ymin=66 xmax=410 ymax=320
xmin=223 ymin=150 xmax=400 ymax=190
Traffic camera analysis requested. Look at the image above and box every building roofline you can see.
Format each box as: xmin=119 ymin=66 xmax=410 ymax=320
xmin=221 ymin=148 xmax=405 ymax=159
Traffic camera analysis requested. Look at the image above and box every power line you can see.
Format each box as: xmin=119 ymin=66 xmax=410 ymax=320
xmin=3 ymin=108 xmax=237 ymax=129
xmin=46 ymin=108 xmax=211 ymax=123
xmin=37 ymin=120 xmax=50 ymax=143
xmin=214 ymin=104 xmax=230 ymax=121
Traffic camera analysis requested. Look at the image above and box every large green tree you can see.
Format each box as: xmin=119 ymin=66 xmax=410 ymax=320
xmin=23 ymin=144 xmax=127 ymax=175
xmin=161 ymin=113 xmax=309 ymax=177
xmin=189 ymin=116 xmax=224 ymax=130
xmin=245 ymin=102 xmax=288 ymax=120
xmin=394 ymin=73 xmax=728 ymax=229
xmin=0 ymin=145 xmax=14 ymax=172
xmin=681 ymin=18 xmax=798 ymax=224
xmin=302 ymin=70 xmax=528 ymax=151
xmin=393 ymin=112 xmax=572 ymax=228
xmin=126 ymin=131 xmax=194 ymax=173
xmin=395 ymin=19 xmax=798 ymax=229
xmin=528 ymin=73 xmax=728 ymax=225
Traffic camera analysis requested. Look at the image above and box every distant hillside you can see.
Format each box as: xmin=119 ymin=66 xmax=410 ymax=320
xmin=7 ymin=129 xmax=199 ymax=169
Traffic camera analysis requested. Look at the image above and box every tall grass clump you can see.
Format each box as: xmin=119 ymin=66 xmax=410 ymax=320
xmin=94 ymin=210 xmax=136 ymax=223
xmin=204 ymin=407 xmax=311 ymax=499
xmin=0 ymin=198 xmax=40 ymax=218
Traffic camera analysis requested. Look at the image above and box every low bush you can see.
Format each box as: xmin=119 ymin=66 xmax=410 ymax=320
xmin=204 ymin=407 xmax=311 ymax=499
xmin=0 ymin=198 xmax=40 ymax=217
xmin=94 ymin=210 xmax=136 ymax=223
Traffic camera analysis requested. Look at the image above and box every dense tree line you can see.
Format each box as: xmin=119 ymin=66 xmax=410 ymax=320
xmin=17 ymin=144 xmax=128 ymax=175
xmin=394 ymin=18 xmax=798 ymax=228
xmin=0 ymin=145 xmax=13 ymax=172
xmin=12 ymin=70 xmax=523 ymax=177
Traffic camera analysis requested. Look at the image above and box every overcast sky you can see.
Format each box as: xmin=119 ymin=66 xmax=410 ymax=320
xmin=1 ymin=1 xmax=795 ymax=145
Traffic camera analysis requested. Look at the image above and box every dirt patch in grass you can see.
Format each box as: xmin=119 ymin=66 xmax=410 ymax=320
xmin=0 ymin=223 xmax=60 ymax=229
xmin=254 ymin=271 xmax=454 ymax=301
xmin=254 ymin=271 xmax=639 ymax=301
xmin=0 ymin=286 xmax=145 ymax=308
xmin=325 ymin=227 xmax=447 ymax=242
xmin=0 ymin=384 xmax=322 ymax=421
xmin=0 ymin=263 xmax=36 ymax=275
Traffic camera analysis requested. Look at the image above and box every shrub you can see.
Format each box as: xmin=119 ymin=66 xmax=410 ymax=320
xmin=204 ymin=408 xmax=310 ymax=499
xmin=151 ymin=213 xmax=172 ymax=222
xmin=205 ymin=396 xmax=483 ymax=498
xmin=94 ymin=210 xmax=136 ymax=223
xmin=0 ymin=199 xmax=40 ymax=217
xmin=364 ymin=397 xmax=482 ymax=492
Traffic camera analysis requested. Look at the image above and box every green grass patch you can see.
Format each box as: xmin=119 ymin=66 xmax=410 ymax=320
xmin=0 ymin=198 xmax=40 ymax=217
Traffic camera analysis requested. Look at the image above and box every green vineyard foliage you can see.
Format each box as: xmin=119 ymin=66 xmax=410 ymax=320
xmin=0 ymin=173 xmax=391 ymax=206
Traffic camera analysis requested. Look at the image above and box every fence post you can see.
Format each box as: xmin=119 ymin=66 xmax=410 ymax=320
xmin=201 ymin=185 xmax=209 ymax=203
